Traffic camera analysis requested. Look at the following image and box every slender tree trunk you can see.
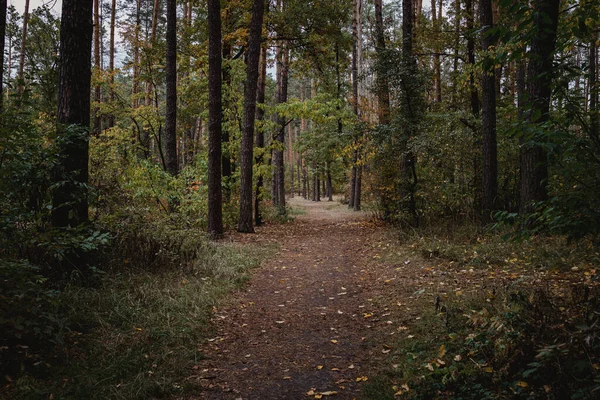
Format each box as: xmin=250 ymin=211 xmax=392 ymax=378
xmin=108 ymin=0 xmax=116 ymax=128
xmin=52 ymin=0 xmax=93 ymax=228
xmin=239 ymin=0 xmax=265 ymax=233
xmin=590 ymin=32 xmax=598 ymax=140
xmin=132 ymin=0 xmax=141 ymax=109
xmin=274 ymin=43 xmax=289 ymax=215
xmin=221 ymin=41 xmax=232 ymax=190
xmin=17 ymin=0 xmax=30 ymax=91
xmin=254 ymin=44 xmax=268 ymax=226
xmin=0 ymin=0 xmax=6 ymax=113
xmin=326 ymin=161 xmax=333 ymax=201
xmin=480 ymin=0 xmax=498 ymax=217
xmin=207 ymin=0 xmax=223 ymax=237
xmin=452 ymin=0 xmax=460 ymax=104
xmin=374 ymin=0 xmax=390 ymax=124
xmin=519 ymin=0 xmax=560 ymax=215
xmin=165 ymin=0 xmax=178 ymax=176
xmin=354 ymin=165 xmax=362 ymax=210
xmin=93 ymin=0 xmax=101 ymax=135
xmin=432 ymin=0 xmax=442 ymax=103
xmin=466 ymin=0 xmax=479 ymax=116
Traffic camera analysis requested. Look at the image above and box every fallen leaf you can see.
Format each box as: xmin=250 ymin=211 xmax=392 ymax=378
xmin=517 ymin=381 xmax=528 ymax=388
xmin=320 ymin=391 xmax=338 ymax=396
xmin=331 ymin=339 xmax=338 ymax=344
xmin=439 ymin=344 xmax=446 ymax=358
xmin=356 ymin=376 xmax=368 ymax=382
xmin=317 ymin=365 xmax=324 ymax=370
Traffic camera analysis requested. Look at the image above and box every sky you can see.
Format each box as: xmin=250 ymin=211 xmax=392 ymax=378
xmin=10 ymin=0 xmax=62 ymax=14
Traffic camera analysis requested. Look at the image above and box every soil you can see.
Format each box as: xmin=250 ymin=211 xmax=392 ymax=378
xmin=184 ymin=197 xmax=416 ymax=400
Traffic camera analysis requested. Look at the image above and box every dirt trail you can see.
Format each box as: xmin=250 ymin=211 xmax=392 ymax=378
xmin=189 ymin=198 xmax=410 ymax=400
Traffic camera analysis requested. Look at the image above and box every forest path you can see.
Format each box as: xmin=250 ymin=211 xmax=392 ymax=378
xmin=188 ymin=197 xmax=420 ymax=400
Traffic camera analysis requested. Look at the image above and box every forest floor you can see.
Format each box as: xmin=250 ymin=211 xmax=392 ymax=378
xmin=183 ymin=197 xmax=429 ymax=399
xmin=181 ymin=197 xmax=598 ymax=400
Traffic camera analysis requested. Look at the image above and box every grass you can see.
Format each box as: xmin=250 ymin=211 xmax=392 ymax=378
xmin=361 ymin=222 xmax=600 ymax=400
xmin=4 ymin=238 xmax=271 ymax=400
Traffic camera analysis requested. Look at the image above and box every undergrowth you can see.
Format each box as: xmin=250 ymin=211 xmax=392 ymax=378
xmin=362 ymin=223 xmax=600 ymax=400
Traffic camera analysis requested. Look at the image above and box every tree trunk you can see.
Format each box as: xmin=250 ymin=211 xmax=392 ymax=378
xmin=274 ymin=43 xmax=289 ymax=215
xmin=52 ymin=0 xmax=93 ymax=228
xmin=17 ymin=0 xmax=30 ymax=90
xmin=254 ymin=44 xmax=268 ymax=226
xmin=238 ymin=0 xmax=265 ymax=233
xmin=590 ymin=32 xmax=598 ymax=140
xmin=519 ymin=0 xmax=560 ymax=215
xmin=207 ymin=0 xmax=223 ymax=237
xmin=374 ymin=0 xmax=390 ymax=124
xmin=108 ymin=0 xmax=116 ymax=128
xmin=0 ymin=0 xmax=6 ymax=113
xmin=221 ymin=41 xmax=232 ymax=191
xmin=326 ymin=161 xmax=333 ymax=201
xmin=164 ymin=0 xmax=178 ymax=176
xmin=432 ymin=0 xmax=442 ymax=103
xmin=354 ymin=165 xmax=362 ymax=211
xmin=132 ymin=0 xmax=141 ymax=109
xmin=480 ymin=0 xmax=498 ymax=217
xmin=93 ymin=0 xmax=101 ymax=135
xmin=466 ymin=0 xmax=479 ymax=116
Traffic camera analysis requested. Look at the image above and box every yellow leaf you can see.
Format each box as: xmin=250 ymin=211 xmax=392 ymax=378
xmin=439 ymin=344 xmax=446 ymax=358
xmin=483 ymin=367 xmax=493 ymax=373
xmin=456 ymin=291 xmax=463 ymax=296
xmin=317 ymin=365 xmax=323 ymax=370
xmin=517 ymin=381 xmax=528 ymax=388
xmin=331 ymin=339 xmax=338 ymax=344
xmin=320 ymin=391 xmax=338 ymax=396
xmin=356 ymin=376 xmax=368 ymax=382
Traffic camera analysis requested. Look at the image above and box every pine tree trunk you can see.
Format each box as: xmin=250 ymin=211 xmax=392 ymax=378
xmin=17 ymin=0 xmax=30 ymax=91
xmin=108 ymin=0 xmax=116 ymax=128
xmin=52 ymin=0 xmax=93 ymax=228
xmin=254 ymin=44 xmax=267 ymax=226
xmin=207 ymin=0 xmax=223 ymax=237
xmin=274 ymin=43 xmax=289 ymax=215
xmin=326 ymin=161 xmax=333 ymax=201
xmin=374 ymin=0 xmax=390 ymax=124
xmin=93 ymin=0 xmax=101 ymax=135
xmin=0 ymin=0 xmax=6 ymax=113
xmin=132 ymin=0 xmax=141 ymax=110
xmin=519 ymin=0 xmax=560 ymax=215
xmin=164 ymin=0 xmax=178 ymax=176
xmin=466 ymin=0 xmax=479 ymax=116
xmin=480 ymin=0 xmax=498 ymax=217
xmin=238 ymin=0 xmax=265 ymax=233
xmin=590 ymin=32 xmax=598 ymax=140
xmin=432 ymin=0 xmax=442 ymax=103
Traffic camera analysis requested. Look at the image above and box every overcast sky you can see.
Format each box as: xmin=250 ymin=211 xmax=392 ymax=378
xmin=10 ymin=0 xmax=61 ymax=13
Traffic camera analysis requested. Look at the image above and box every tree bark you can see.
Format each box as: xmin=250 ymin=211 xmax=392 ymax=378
xmin=0 ymin=0 xmax=6 ymax=113
xmin=17 ymin=0 xmax=30 ymax=89
xmin=519 ymin=0 xmax=560 ymax=215
xmin=480 ymin=0 xmax=498 ymax=217
xmin=132 ymin=0 xmax=141 ymax=109
xmin=108 ymin=0 xmax=116 ymax=128
xmin=238 ymin=0 xmax=266 ymax=233
xmin=374 ymin=0 xmax=390 ymax=124
xmin=52 ymin=0 xmax=93 ymax=228
xmin=207 ymin=0 xmax=223 ymax=237
xmin=254 ymin=44 xmax=268 ymax=226
xmin=432 ymin=0 xmax=442 ymax=103
xmin=466 ymin=0 xmax=479 ymax=116
xmin=165 ymin=0 xmax=178 ymax=176
xmin=274 ymin=43 xmax=289 ymax=215
xmin=93 ymin=0 xmax=101 ymax=135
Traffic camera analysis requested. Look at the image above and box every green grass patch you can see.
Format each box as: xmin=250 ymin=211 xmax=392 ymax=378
xmin=3 ymin=237 xmax=270 ymax=400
